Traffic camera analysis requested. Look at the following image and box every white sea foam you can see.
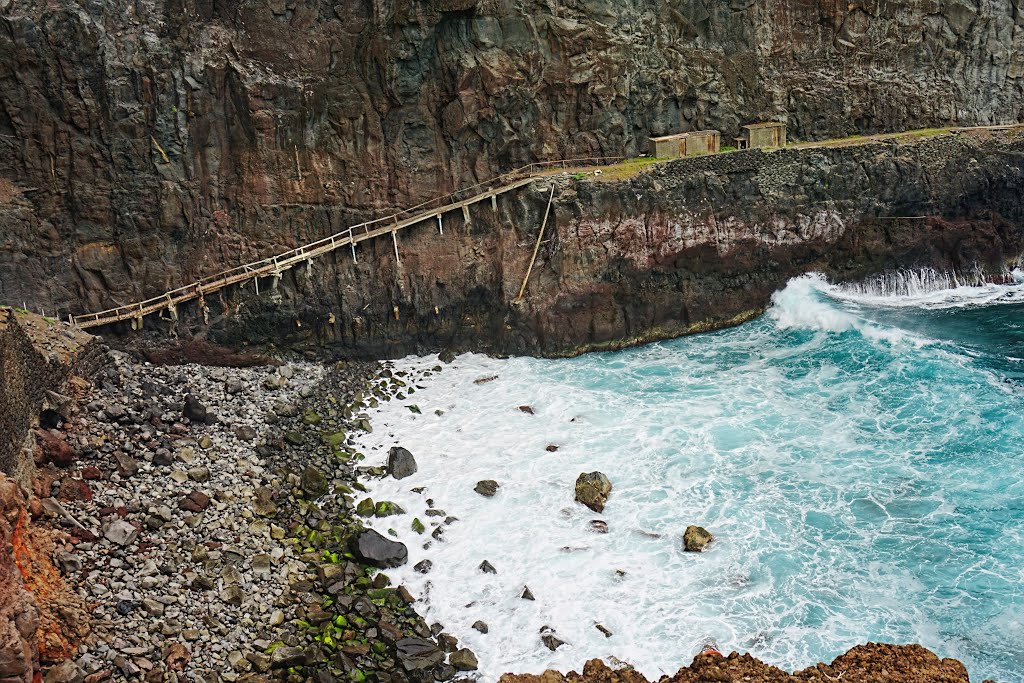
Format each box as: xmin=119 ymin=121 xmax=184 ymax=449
xmin=350 ymin=274 xmax=1024 ymax=682
xmin=832 ymin=268 xmax=1024 ymax=309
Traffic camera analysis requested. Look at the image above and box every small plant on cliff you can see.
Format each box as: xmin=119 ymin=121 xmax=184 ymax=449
xmin=571 ymin=172 xmax=586 ymax=181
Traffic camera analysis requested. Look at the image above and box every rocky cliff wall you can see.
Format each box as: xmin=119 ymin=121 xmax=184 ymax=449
xmin=0 ymin=309 xmax=96 ymax=485
xmin=192 ymin=128 xmax=1024 ymax=358
xmin=1 ymin=0 xmax=1023 ymax=318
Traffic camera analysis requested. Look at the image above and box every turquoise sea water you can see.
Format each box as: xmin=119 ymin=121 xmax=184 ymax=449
xmin=357 ymin=272 xmax=1024 ymax=681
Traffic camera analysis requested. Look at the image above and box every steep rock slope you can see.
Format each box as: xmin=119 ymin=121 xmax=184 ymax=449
xmin=204 ymin=129 xmax=1024 ymax=357
xmin=1 ymin=0 xmax=1022 ymax=316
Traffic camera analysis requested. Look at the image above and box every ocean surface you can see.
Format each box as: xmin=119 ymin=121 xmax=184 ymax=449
xmin=355 ymin=271 xmax=1024 ymax=682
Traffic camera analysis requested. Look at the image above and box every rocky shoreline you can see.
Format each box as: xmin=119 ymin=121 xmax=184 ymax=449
xmin=27 ymin=340 xmax=477 ymax=682
xmin=2 ymin=315 xmax=991 ymax=683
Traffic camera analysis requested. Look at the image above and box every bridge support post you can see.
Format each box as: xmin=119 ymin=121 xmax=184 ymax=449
xmin=436 ymin=214 xmax=443 ymax=235
xmin=349 ymin=228 xmax=357 ymax=263
xmin=462 ymin=205 xmax=471 ymax=228
xmin=392 ymin=230 xmax=400 ymax=264
xmin=491 ymin=195 xmax=497 ymax=212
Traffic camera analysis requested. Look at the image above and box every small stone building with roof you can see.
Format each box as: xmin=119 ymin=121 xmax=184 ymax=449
xmin=736 ymin=122 xmax=787 ymax=150
xmin=647 ymin=130 xmax=721 ymax=159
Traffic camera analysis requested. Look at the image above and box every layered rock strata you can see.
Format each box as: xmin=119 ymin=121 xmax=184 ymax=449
xmin=1 ymin=0 xmax=1023 ymax=320
xmin=206 ymin=129 xmax=1024 ymax=357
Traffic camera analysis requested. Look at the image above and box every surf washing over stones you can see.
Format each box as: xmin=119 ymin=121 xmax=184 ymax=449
xmin=353 ymin=272 xmax=1024 ymax=681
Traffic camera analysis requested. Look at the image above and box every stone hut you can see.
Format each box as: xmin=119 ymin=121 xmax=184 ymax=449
xmin=647 ymin=130 xmax=722 ymax=159
xmin=736 ymin=122 xmax=787 ymax=150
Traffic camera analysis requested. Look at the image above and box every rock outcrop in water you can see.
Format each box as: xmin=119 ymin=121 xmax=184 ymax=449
xmin=499 ymin=645 xmax=973 ymax=683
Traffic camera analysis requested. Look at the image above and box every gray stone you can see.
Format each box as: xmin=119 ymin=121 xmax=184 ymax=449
xmin=103 ymin=520 xmax=138 ymax=546
xmin=387 ymin=446 xmax=417 ymax=479
xmin=352 ymin=529 xmax=407 ymax=568
xmin=395 ymin=638 xmax=444 ymax=671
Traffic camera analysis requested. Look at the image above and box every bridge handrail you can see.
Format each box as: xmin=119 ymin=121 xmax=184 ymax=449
xmin=71 ymin=156 xmax=623 ymax=326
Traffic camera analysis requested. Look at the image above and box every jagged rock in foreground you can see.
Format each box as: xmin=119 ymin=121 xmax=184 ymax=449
xmin=499 ymin=644 xmax=973 ymax=683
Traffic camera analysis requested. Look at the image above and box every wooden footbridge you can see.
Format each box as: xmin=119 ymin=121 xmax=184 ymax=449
xmin=70 ymin=158 xmax=621 ymax=330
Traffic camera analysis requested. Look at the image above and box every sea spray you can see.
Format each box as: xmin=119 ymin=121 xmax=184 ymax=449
xmin=354 ymin=273 xmax=1024 ymax=681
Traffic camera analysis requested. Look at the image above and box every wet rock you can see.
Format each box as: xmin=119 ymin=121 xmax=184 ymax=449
xmin=387 ymin=446 xmax=417 ymax=479
xmin=596 ymin=624 xmax=613 ymax=638
xmin=437 ymin=634 xmax=458 ymax=652
xmin=474 ymin=480 xmax=499 ymax=497
xmin=414 ymin=560 xmax=432 ymax=574
xmin=518 ymin=405 xmax=535 ymax=414
xmin=103 ymin=520 xmax=138 ymax=546
xmin=589 ymin=520 xmax=609 ymax=533
xmin=355 ymin=498 xmax=375 ymax=517
xmin=450 ymin=648 xmax=479 ymax=671
xmin=474 ymin=375 xmax=497 ymax=385
xmin=540 ymin=627 xmax=565 ymax=651
xmin=575 ymin=471 xmax=612 ymax=513
xmin=521 ymin=586 xmax=535 ymax=600
xmin=683 ymin=525 xmax=713 ymax=552
xmin=300 ymin=466 xmax=329 ymax=498
xmin=284 ymin=430 xmax=303 ymax=446
xmin=374 ymin=500 xmax=405 ymax=517
xmin=479 ymin=560 xmax=496 ymax=574
xmin=472 ymin=621 xmax=488 ymax=634
xmin=439 ymin=350 xmax=456 ymax=363
xmin=395 ymin=638 xmax=445 ymax=671
xmin=411 ymin=517 xmax=425 ymax=534
xmin=352 ymin=529 xmax=408 ymax=568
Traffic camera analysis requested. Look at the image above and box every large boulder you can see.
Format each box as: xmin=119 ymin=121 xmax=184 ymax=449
xmin=387 ymin=447 xmax=418 ymax=479
xmin=683 ymin=525 xmax=713 ymax=552
xmin=474 ymin=480 xmax=499 ymax=497
xmin=352 ymin=529 xmax=408 ymax=568
xmin=300 ymin=466 xmax=329 ymax=498
xmin=574 ymin=472 xmax=612 ymax=513
xmin=395 ymin=638 xmax=445 ymax=671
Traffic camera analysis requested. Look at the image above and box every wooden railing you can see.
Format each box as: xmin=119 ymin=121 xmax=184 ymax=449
xmin=71 ymin=157 xmax=623 ymax=329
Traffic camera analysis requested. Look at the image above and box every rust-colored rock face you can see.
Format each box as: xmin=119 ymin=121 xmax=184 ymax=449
xmin=1 ymin=0 xmax=1022 ymax=327
xmin=499 ymin=645 xmax=971 ymax=683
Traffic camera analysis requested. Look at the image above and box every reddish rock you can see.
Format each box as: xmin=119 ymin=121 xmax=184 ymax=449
xmin=57 ymin=479 xmax=92 ymax=502
xmin=497 ymin=645 xmax=972 ymax=683
xmin=81 ymin=466 xmax=102 ymax=480
xmin=35 ymin=430 xmax=76 ymax=468
xmin=163 ymin=642 xmax=190 ymax=671
xmin=179 ymin=490 xmax=211 ymax=513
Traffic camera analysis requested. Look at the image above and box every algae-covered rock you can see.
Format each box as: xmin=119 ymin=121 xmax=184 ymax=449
xmin=355 ymin=498 xmax=375 ymax=517
xmin=302 ymin=409 xmax=322 ymax=425
xmin=575 ymin=471 xmax=612 ymax=512
xmin=683 ymin=525 xmax=713 ymax=552
xmin=374 ymin=501 xmax=405 ymax=518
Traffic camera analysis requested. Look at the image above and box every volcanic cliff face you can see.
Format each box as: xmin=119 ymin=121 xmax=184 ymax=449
xmin=194 ymin=129 xmax=1024 ymax=358
xmin=1 ymin=0 xmax=1023 ymax=319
